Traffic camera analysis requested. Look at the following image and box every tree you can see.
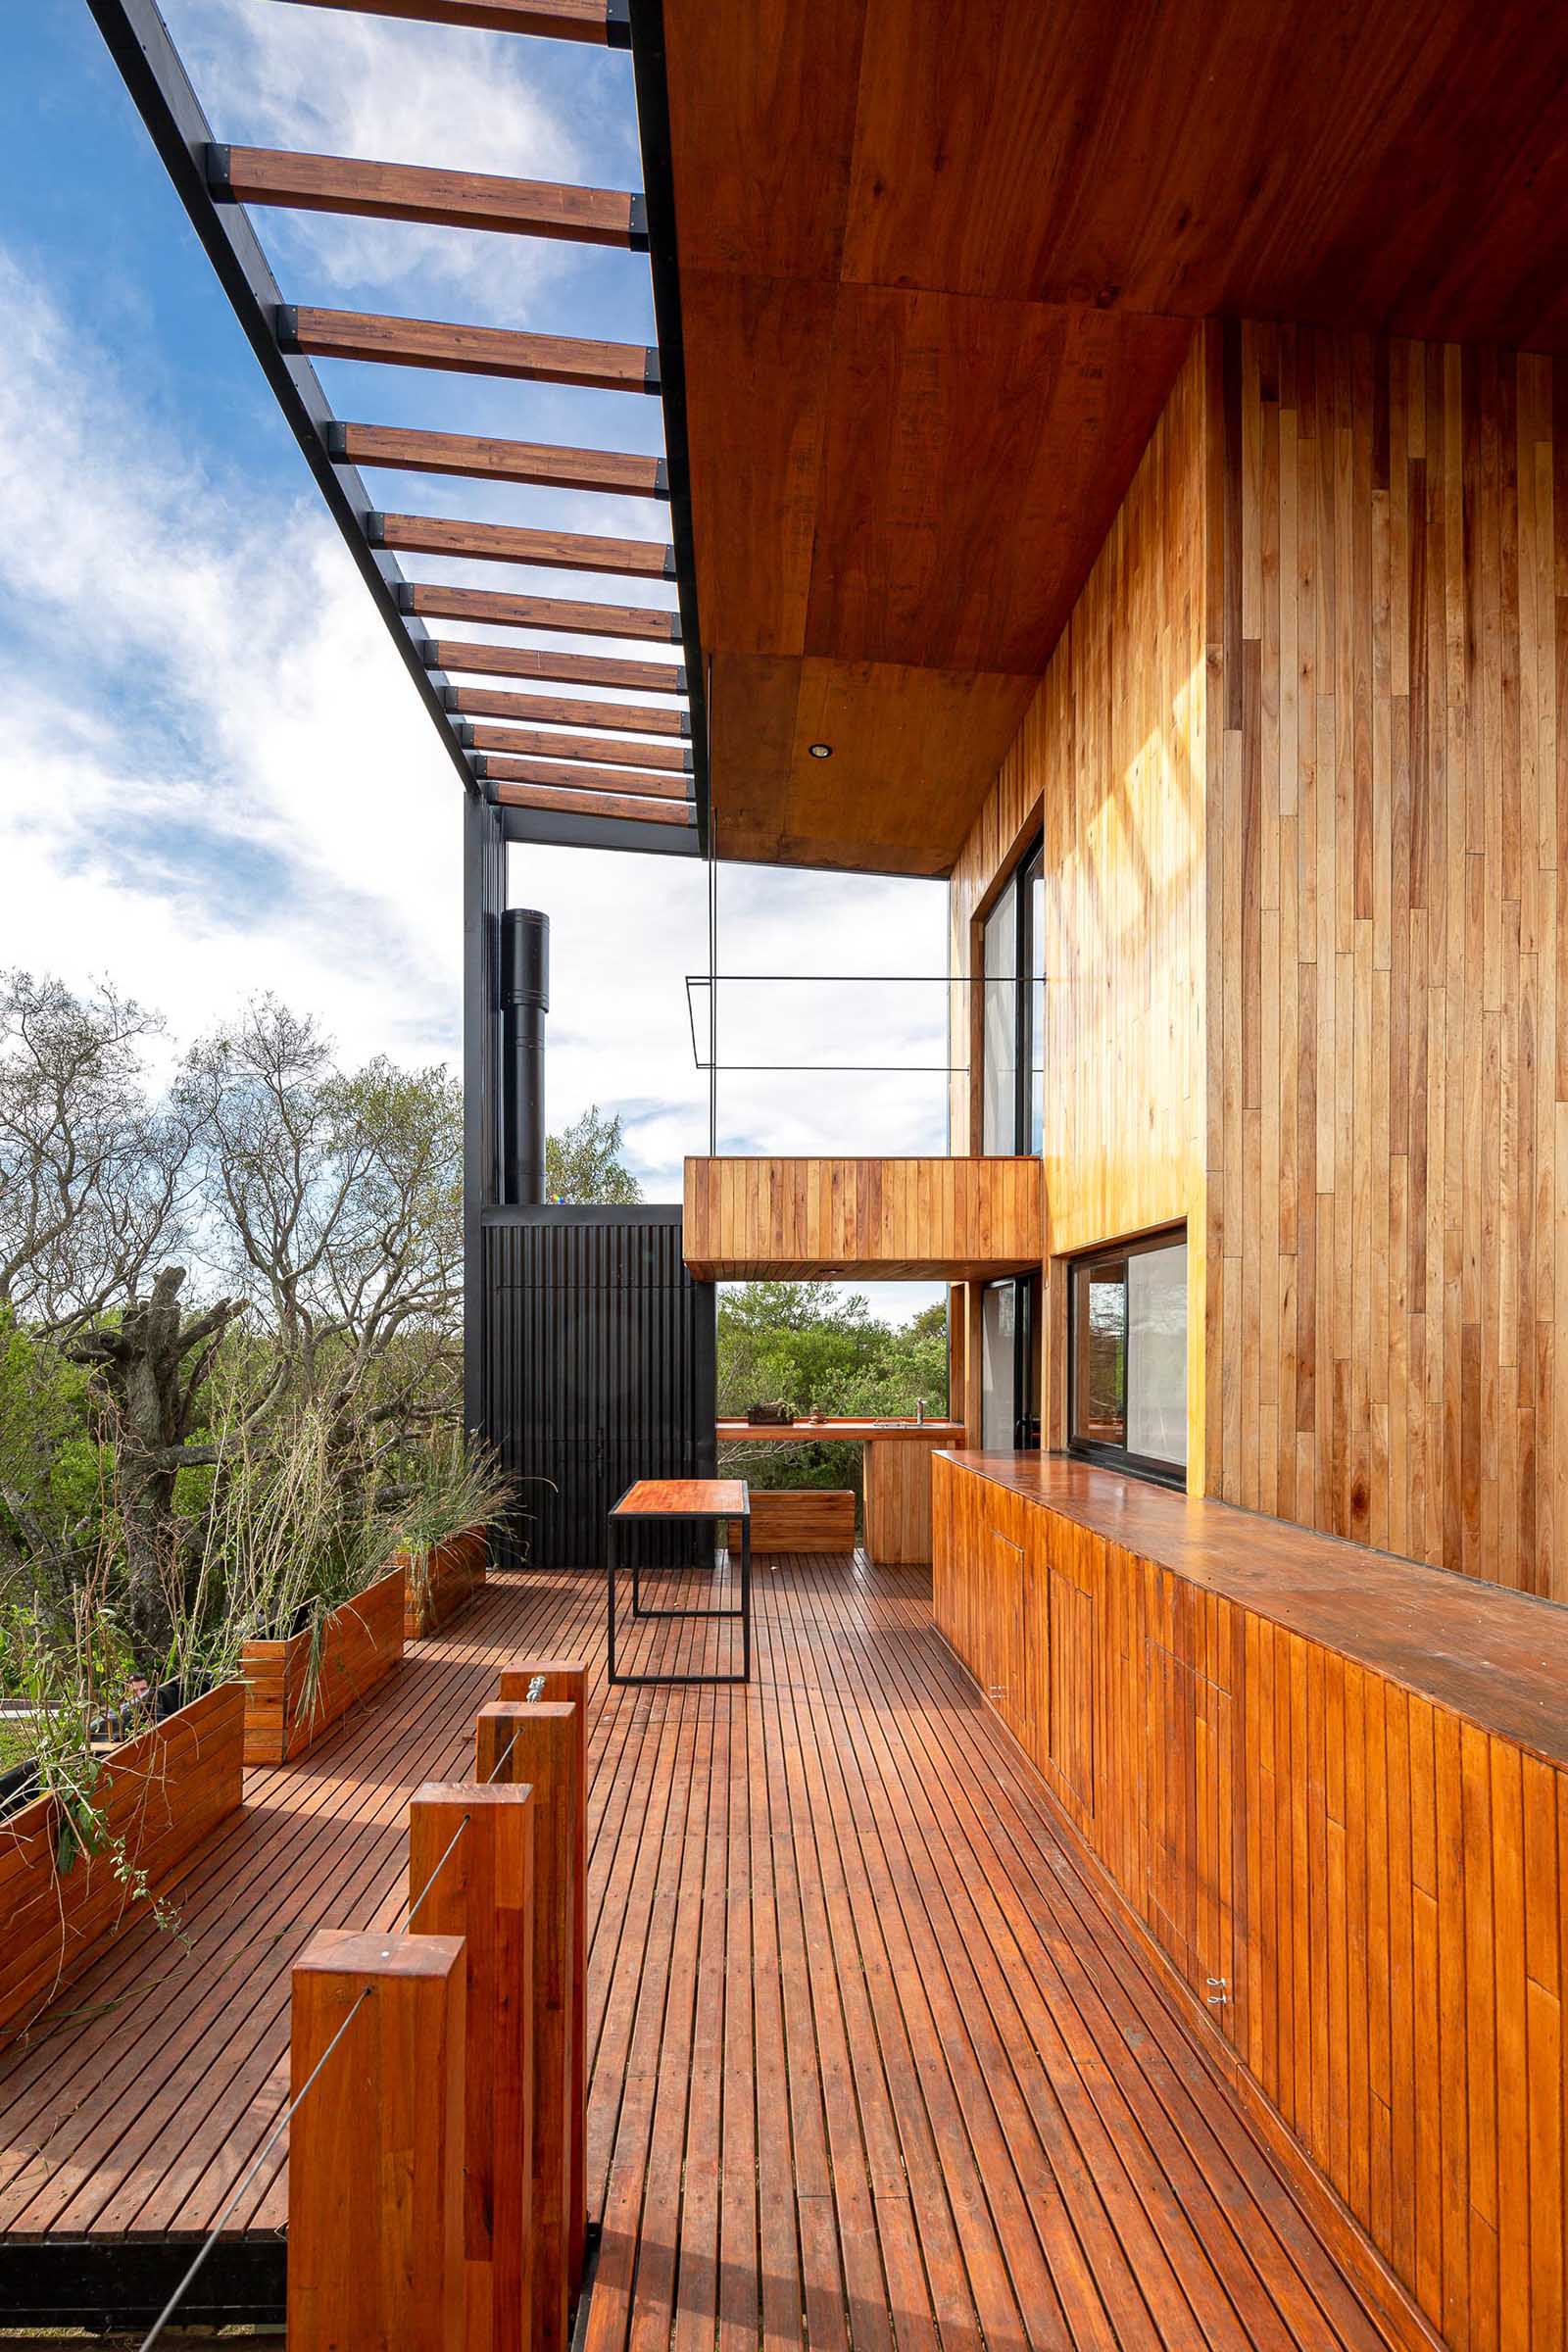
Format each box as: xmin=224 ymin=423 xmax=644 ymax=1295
xmin=175 ymin=998 xmax=463 ymax=1433
xmin=68 ymin=1268 xmax=242 ymax=1663
xmin=716 ymin=1284 xmax=949 ymax=1497
xmin=0 ymin=970 xmax=188 ymax=1336
xmin=545 ymin=1105 xmax=642 ymax=1203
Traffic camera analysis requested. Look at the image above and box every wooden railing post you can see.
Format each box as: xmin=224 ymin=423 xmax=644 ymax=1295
xmin=496 ymin=1659 xmax=587 ymax=2287
xmin=409 ymin=1783 xmax=536 ymax=2352
xmin=474 ymin=1699 xmax=579 ymax=2352
xmin=288 ymin=1929 xmax=466 ymax=2352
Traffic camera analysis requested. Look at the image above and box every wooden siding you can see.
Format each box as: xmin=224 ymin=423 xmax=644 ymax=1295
xmin=933 ymin=1450 xmax=1568 ymax=2352
xmin=1208 ymin=324 xmax=1568 ymax=1592
xmin=863 ymin=1437 xmax=939 ymax=1565
xmin=947 ymin=337 xmax=1210 ymax=1476
xmin=242 ymin=1564 xmax=405 ymax=1767
xmin=0 ymin=1683 xmax=244 ymax=2042
xmin=681 ymin=1155 xmax=1041 ymax=1279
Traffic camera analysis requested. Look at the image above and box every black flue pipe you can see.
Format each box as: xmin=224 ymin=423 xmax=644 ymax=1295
xmin=501 ymin=907 xmax=549 ymax=1205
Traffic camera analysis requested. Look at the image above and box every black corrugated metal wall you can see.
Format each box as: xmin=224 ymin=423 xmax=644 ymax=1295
xmin=483 ymin=1205 xmax=715 ymax=1570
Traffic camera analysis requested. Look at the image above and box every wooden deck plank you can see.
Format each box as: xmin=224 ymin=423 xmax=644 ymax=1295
xmin=0 ymin=1559 xmax=1435 ymax=2352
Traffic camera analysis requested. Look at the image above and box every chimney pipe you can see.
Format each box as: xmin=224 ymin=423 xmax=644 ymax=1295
xmin=501 ymin=907 xmax=549 ymax=1205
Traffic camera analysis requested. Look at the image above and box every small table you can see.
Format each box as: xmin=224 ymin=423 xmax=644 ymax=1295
xmin=607 ymin=1479 xmax=752 ymax=1687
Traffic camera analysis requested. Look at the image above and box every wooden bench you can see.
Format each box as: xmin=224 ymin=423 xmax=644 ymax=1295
xmin=728 ymin=1490 xmax=856 ymax=1553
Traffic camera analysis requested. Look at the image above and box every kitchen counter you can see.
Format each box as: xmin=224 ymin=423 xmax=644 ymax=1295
xmin=715 ymin=1419 xmax=966 ymax=1560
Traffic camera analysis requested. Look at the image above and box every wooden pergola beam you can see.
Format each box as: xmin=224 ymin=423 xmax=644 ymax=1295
xmin=335 ymin=422 xmax=666 ymax=499
xmin=373 ymin=512 xmax=674 ymax=578
xmin=405 ymin=584 xmax=679 ymax=642
xmin=282 ymin=307 xmax=658 ymax=392
xmin=447 ymin=687 xmax=687 ymax=735
xmin=257 ymin=0 xmax=629 ymax=42
xmin=212 ymin=145 xmax=646 ymax=249
xmin=490 ymin=780 xmax=695 ymax=826
xmin=425 ymin=639 xmax=686 ymax=693
xmin=481 ymin=754 xmax=690 ymax=801
xmin=465 ymin=723 xmax=691 ymax=770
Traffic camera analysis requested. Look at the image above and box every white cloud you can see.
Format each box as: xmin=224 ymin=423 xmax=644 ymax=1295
xmin=159 ymin=0 xmax=599 ymax=319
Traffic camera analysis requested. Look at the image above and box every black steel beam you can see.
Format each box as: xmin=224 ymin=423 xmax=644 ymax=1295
xmin=0 ymin=2232 xmax=285 ymax=2329
xmin=497 ymin=801 xmax=700 ymax=856
xmin=84 ymin=0 xmax=478 ymax=801
xmin=626 ymin=0 xmax=710 ymax=855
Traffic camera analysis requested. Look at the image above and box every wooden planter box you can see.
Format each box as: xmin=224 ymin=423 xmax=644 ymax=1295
xmin=400 ymin=1524 xmax=487 ymax=1641
xmin=0 ymin=1680 xmax=245 ymax=2041
xmin=728 ymin=1490 xmax=857 ymax=1551
xmin=241 ymin=1563 xmax=405 ymax=1766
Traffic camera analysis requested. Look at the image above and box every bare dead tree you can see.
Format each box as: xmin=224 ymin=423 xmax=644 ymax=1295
xmin=0 ymin=971 xmax=190 ymax=1337
xmin=67 ymin=1267 xmax=243 ymax=1665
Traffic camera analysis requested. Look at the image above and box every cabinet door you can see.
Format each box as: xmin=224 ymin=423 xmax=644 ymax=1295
xmin=1143 ymin=1638 xmax=1238 ymax=2040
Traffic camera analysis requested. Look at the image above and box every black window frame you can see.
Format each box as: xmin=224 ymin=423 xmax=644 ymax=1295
xmin=980 ymin=1271 xmax=1042 ymax=1453
xmin=980 ymin=832 xmax=1044 ymax=1156
xmin=1066 ymin=1225 xmax=1188 ymax=1489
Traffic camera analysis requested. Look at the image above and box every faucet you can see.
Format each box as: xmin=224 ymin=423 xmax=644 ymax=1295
xmin=915 ymin=1396 xmax=925 ymax=1425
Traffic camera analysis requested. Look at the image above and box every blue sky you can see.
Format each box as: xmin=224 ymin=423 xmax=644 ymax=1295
xmin=0 ymin=3 xmax=949 ymax=1315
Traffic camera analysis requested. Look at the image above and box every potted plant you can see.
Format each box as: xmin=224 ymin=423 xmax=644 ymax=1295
xmin=393 ymin=1430 xmax=514 ymax=1641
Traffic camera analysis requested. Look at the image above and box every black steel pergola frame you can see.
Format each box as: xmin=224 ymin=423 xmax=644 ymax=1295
xmin=85 ymin=0 xmax=709 ymax=860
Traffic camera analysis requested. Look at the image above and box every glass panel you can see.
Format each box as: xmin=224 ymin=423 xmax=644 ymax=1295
xmin=982 ymin=879 xmax=1017 ymax=1154
xmin=980 ymin=1281 xmax=1016 ymax=1450
xmin=1029 ymin=862 xmax=1045 ymax=1153
xmin=1126 ymin=1241 xmax=1188 ymax=1467
xmin=1073 ymin=1260 xmax=1126 ymax=1446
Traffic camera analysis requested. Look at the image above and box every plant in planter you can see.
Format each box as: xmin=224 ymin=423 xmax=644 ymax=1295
xmin=393 ymin=1429 xmax=514 ymax=1639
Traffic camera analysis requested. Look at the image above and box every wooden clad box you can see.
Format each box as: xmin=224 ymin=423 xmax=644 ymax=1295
xmin=241 ymin=1563 xmax=405 ymax=1765
xmin=0 ymin=1681 xmax=245 ymax=2040
xmin=727 ymin=1490 xmax=856 ymax=1553
xmin=401 ymin=1525 xmax=488 ymax=1640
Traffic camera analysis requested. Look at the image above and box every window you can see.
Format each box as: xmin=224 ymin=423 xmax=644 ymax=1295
xmin=981 ymin=838 xmax=1044 ymax=1153
xmin=1068 ymin=1230 xmax=1188 ymax=1483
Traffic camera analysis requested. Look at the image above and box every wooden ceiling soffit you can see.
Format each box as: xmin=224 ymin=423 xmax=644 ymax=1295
xmin=270 ymin=0 xmax=631 ymax=42
xmin=210 ymin=146 xmax=648 ymax=249
xmin=480 ymin=755 xmax=691 ymax=800
xmin=446 ymin=687 xmax=689 ymax=735
xmin=403 ymin=584 xmax=679 ymax=641
xmin=88 ymin=0 xmax=710 ymax=858
xmin=464 ymin=724 xmax=692 ymax=771
xmin=370 ymin=512 xmax=674 ymax=577
xmin=280 ymin=308 xmax=659 ymax=391
xmin=423 ymin=639 xmax=686 ymax=693
xmin=334 ymin=422 xmax=668 ymax=498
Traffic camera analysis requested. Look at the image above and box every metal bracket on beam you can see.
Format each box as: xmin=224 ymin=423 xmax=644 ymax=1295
xmin=274 ymin=303 xmax=299 ymax=349
xmin=205 ymin=141 xmax=232 ymax=198
xmin=458 ymin=721 xmax=475 ymax=749
xmin=364 ymin=511 xmax=385 ymax=546
xmin=653 ymin=456 xmax=670 ymax=501
xmin=627 ymin=192 xmax=649 ymax=252
xmin=679 ymin=710 xmax=691 ymax=737
xmin=606 ymin=0 xmax=632 ymax=46
xmin=662 ymin=546 xmax=677 ymax=579
xmin=642 ymin=347 xmax=662 ymax=395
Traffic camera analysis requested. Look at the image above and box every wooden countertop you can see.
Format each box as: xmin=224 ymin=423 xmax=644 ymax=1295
xmin=939 ymin=1451 xmax=1568 ymax=1771
xmin=718 ymin=1418 xmax=965 ymax=1444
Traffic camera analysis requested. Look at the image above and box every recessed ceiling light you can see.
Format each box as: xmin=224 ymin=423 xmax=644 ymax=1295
xmin=808 ymin=742 xmax=833 ymax=759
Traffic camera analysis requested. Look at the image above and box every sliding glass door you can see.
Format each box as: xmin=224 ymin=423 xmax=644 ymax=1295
xmin=980 ymin=1274 xmax=1041 ymax=1451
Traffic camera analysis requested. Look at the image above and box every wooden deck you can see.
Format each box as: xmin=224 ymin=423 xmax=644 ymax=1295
xmin=0 ymin=1558 xmax=1423 ymax=2349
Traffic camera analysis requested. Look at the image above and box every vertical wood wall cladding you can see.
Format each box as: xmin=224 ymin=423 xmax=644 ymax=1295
xmin=933 ymin=1452 xmax=1568 ymax=2352
xmin=949 ymin=320 xmax=1568 ymax=1592
xmin=1211 ymin=324 xmax=1565 ymax=1594
xmin=948 ymin=335 xmax=1210 ymax=1471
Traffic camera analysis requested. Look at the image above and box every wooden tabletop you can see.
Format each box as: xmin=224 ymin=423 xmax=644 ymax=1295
xmin=612 ymin=1478 xmax=750 ymax=1518
xmin=942 ymin=1451 xmax=1568 ymax=1770
xmin=716 ymin=1418 xmax=965 ymax=1444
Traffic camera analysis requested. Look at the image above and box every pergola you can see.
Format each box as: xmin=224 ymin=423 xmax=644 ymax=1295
xmin=89 ymin=0 xmax=707 ymax=858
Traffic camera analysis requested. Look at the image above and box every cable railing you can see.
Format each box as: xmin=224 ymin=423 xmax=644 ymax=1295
xmin=136 ymin=1663 xmax=587 ymax=2352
